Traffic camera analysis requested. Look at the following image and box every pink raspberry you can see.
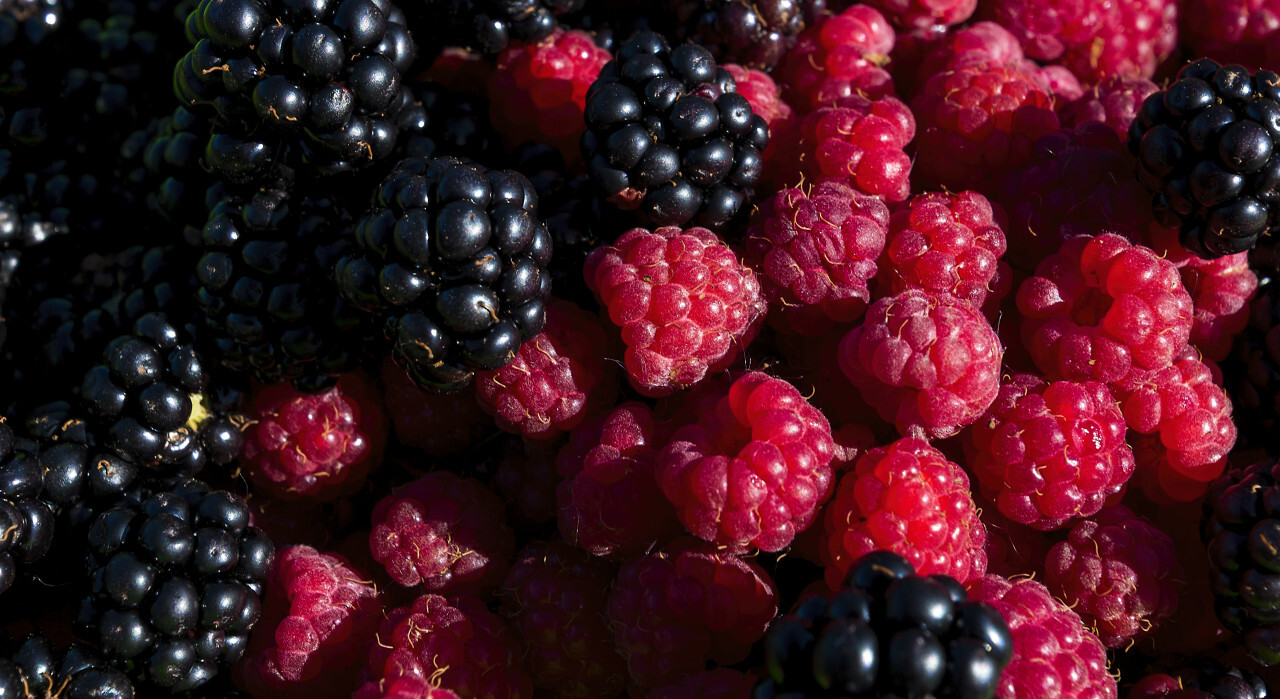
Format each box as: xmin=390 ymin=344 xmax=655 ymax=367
xmin=864 ymin=0 xmax=977 ymax=29
xmin=1178 ymin=252 xmax=1259 ymax=362
xmin=966 ymin=373 xmax=1134 ymax=530
xmin=501 ymin=541 xmax=625 ymax=699
xmin=1060 ymin=75 xmax=1159 ymax=142
xmin=1034 ymin=65 xmax=1084 ymax=102
xmin=475 ymin=298 xmax=617 ymax=440
xmin=492 ymin=437 xmax=559 ymax=525
xmin=584 ymin=226 xmax=766 ymax=397
xmin=916 ymin=21 xmax=1029 ymax=80
xmin=837 ymin=288 xmax=1002 ymax=439
xmin=645 ymin=668 xmax=756 ymax=699
xmin=789 ymin=95 xmax=915 ymax=202
xmin=744 ymin=179 xmax=890 ymax=336
xmin=656 ymin=371 xmax=836 ymax=553
xmin=723 ymin=64 xmax=792 ymax=128
xmin=966 ymin=574 xmax=1118 ymax=699
xmin=487 ymin=30 xmax=611 ymax=166
xmin=381 ymin=356 xmax=491 ymax=457
xmin=241 ymin=373 xmax=388 ymax=501
xmin=369 ymin=472 xmax=516 ymax=594
xmin=774 ymin=4 xmax=896 ymax=113
xmin=1181 ymin=0 xmax=1280 ymax=73
xmin=357 ymin=594 xmax=531 ymax=699
xmin=1015 ymin=234 xmax=1194 ymax=384
xmin=821 ymin=436 xmax=986 ymax=590
xmin=1044 ymin=505 xmax=1181 ymax=648
xmin=606 ymin=538 xmax=778 ymax=688
xmin=235 ymin=546 xmax=382 ymax=698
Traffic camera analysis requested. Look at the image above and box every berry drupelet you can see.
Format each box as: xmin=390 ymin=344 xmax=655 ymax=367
xmin=0 ymin=422 xmax=54 ymax=597
xmin=667 ymin=0 xmax=829 ymax=71
xmin=0 ymin=633 xmax=134 ymax=699
xmin=417 ymin=0 xmax=586 ymax=56
xmin=1130 ymin=659 xmax=1271 ymax=699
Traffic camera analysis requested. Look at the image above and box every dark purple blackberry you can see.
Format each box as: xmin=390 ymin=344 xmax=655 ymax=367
xmin=417 ymin=0 xmax=586 ymax=55
xmin=1223 ymin=277 xmax=1280 ymax=456
xmin=755 ymin=550 xmax=1014 ymax=698
xmin=1129 ymin=658 xmax=1270 ymax=698
xmin=392 ymin=80 xmax=505 ymax=164
xmin=0 ymin=422 xmax=55 ymax=597
xmin=581 ymin=31 xmax=769 ymax=230
xmin=74 ymin=480 xmax=274 ymax=693
xmin=1129 ymin=58 xmax=1280 ymax=258
xmin=119 ymin=107 xmax=221 ymax=237
xmin=334 ymin=155 xmax=552 ymax=393
xmin=670 ymin=0 xmax=828 ymax=71
xmin=0 ymin=633 xmax=135 ymax=698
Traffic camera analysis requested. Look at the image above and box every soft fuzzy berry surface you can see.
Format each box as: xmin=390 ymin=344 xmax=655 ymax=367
xmin=782 ymin=95 xmax=916 ymax=202
xmin=1179 ymin=251 xmax=1260 ymax=362
xmin=1060 ymin=75 xmax=1159 ymax=142
xmin=865 ymin=0 xmax=977 ymax=28
xmin=1180 ymin=0 xmax=1280 ymax=72
xmin=774 ymin=4 xmax=896 ymax=113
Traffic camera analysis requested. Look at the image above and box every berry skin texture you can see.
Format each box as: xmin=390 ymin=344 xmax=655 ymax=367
xmin=837 ymin=288 xmax=1003 ymax=439
xmin=821 ymin=437 xmax=987 ymax=590
xmin=1179 ymin=251 xmax=1259 ymax=362
xmin=1043 ymin=505 xmax=1181 ymax=648
xmin=864 ymin=0 xmax=977 ymax=29
xmin=1060 ymin=75 xmax=1160 ymax=143
xmin=359 ymin=676 xmax=462 ymax=699
xmin=1016 ymin=234 xmax=1194 ymax=384
xmin=1129 ymin=660 xmax=1271 ymax=699
xmin=788 ymin=95 xmax=916 ymax=202
xmin=1179 ymin=0 xmax=1280 ymax=75
xmin=774 ymin=4 xmax=896 ymax=113
xmin=584 ymin=226 xmax=766 ymax=397
xmin=369 ymin=472 xmax=516 ymax=595
xmin=380 ymin=356 xmax=492 ymax=457
xmin=744 ymin=179 xmax=890 ymax=337
xmin=606 ymin=537 xmax=778 ymax=688
xmin=657 ymin=372 xmax=836 ymax=553
xmin=723 ymin=64 xmax=792 ymax=129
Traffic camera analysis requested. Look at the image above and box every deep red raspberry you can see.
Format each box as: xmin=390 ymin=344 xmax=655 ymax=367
xmin=916 ymin=20 xmax=1029 ymax=80
xmin=821 ymin=437 xmax=986 ymax=590
xmin=358 ymin=594 xmax=531 ymax=699
xmin=1060 ymin=75 xmax=1159 ymax=142
xmin=788 ymin=95 xmax=915 ymax=202
xmin=645 ymin=668 xmax=756 ymax=699
xmin=838 ymin=289 xmax=1002 ymax=439
xmin=556 ymin=401 xmax=682 ymax=558
xmin=1177 ymin=252 xmax=1259 ymax=363
xmin=1016 ymin=234 xmax=1193 ymax=384
xmin=657 ymin=372 xmax=836 ymax=552
xmin=241 ymin=373 xmax=388 ymax=501
xmin=358 ymin=675 xmax=461 ymax=699
xmin=475 ymin=298 xmax=617 ymax=440
xmin=1044 ymin=505 xmax=1180 ymax=648
xmin=584 ymin=226 xmax=766 ymax=397
xmin=501 ymin=541 xmax=625 ymax=699
xmin=1180 ymin=0 xmax=1280 ymax=72
xmin=774 ymin=4 xmax=896 ymax=113
xmin=492 ymin=437 xmax=559 ymax=525
xmin=487 ymin=30 xmax=611 ymax=166
xmin=864 ymin=0 xmax=976 ymax=29
xmin=381 ymin=356 xmax=492 ymax=457
xmin=966 ymin=373 xmax=1134 ymax=530
xmin=723 ymin=64 xmax=792 ymax=128
xmin=369 ymin=472 xmax=516 ymax=594
xmin=966 ymin=574 xmax=1118 ymax=699
xmin=606 ymin=538 xmax=778 ymax=688
xmin=744 ymin=179 xmax=890 ymax=336
xmin=236 ymin=546 xmax=382 ymax=698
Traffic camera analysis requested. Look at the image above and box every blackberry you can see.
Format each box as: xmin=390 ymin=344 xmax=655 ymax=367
xmin=0 ymin=633 xmax=134 ymax=698
xmin=755 ymin=550 xmax=1014 ymax=698
xmin=1130 ymin=58 xmax=1280 ymax=258
xmin=394 ymin=80 xmax=505 ymax=164
xmin=118 ymin=107 xmax=221 ymax=236
xmin=334 ymin=155 xmax=552 ymax=393
xmin=417 ymin=0 xmax=587 ymax=55
xmin=581 ymin=31 xmax=770 ymax=229
xmin=1224 ymin=278 xmax=1280 ymax=455
xmin=75 ymin=480 xmax=274 ymax=693
xmin=0 ymin=422 xmax=54 ymax=597
xmin=1130 ymin=658 xmax=1270 ymax=698
xmin=669 ymin=0 xmax=829 ymax=71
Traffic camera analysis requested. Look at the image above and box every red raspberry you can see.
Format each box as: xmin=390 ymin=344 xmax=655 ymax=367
xmin=723 ymin=64 xmax=792 ymax=128
xmin=487 ymin=30 xmax=611 ymax=166
xmin=1060 ymin=75 xmax=1159 ymax=142
xmin=916 ymin=20 xmax=1029 ymax=80
xmin=864 ymin=0 xmax=976 ymax=29
xmin=556 ymin=401 xmax=682 ymax=558
xmin=584 ymin=226 xmax=766 ymax=397
xmin=606 ymin=538 xmax=778 ymax=688
xmin=1180 ymin=0 xmax=1280 ymax=71
xmin=966 ymin=574 xmax=1118 ymax=699
xmin=788 ymin=95 xmax=915 ymax=202
xmin=358 ymin=594 xmax=532 ymax=699
xmin=837 ymin=289 xmax=1002 ymax=439
xmin=369 ymin=472 xmax=516 ymax=594
xmin=492 ymin=437 xmax=559 ymax=525
xmin=744 ymin=179 xmax=890 ymax=337
xmin=501 ymin=541 xmax=625 ymax=699
xmin=235 ymin=546 xmax=382 ymax=698
xmin=1035 ymin=65 xmax=1084 ymax=102
xmin=1043 ymin=505 xmax=1181 ymax=648
xmin=966 ymin=373 xmax=1134 ymax=530
xmin=241 ymin=373 xmax=388 ymax=501
xmin=657 ymin=372 xmax=836 ymax=553
xmin=821 ymin=436 xmax=986 ymax=590
xmin=475 ymin=298 xmax=617 ymax=440
xmin=645 ymin=668 xmax=756 ymax=699
xmin=1178 ymin=252 xmax=1259 ymax=363
xmin=774 ymin=4 xmax=896 ymax=113
xmin=381 ymin=356 xmax=491 ymax=457
xmin=1015 ymin=234 xmax=1193 ymax=384
xmin=359 ymin=676 xmax=461 ymax=699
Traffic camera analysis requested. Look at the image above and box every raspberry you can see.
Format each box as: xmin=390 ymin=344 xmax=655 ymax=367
xmin=837 ymin=288 xmax=1002 ymax=439
xmin=646 ymin=668 xmax=756 ymax=699
xmin=501 ymin=540 xmax=625 ymax=698
xmin=966 ymin=373 xmax=1134 ymax=530
xmin=1130 ymin=660 xmax=1270 ymax=699
xmin=475 ymin=298 xmax=617 ymax=440
xmin=487 ymin=30 xmax=611 ymax=166
xmin=381 ymin=356 xmax=492 ymax=457
xmin=657 ymin=371 xmax=836 ymax=552
xmin=723 ymin=64 xmax=792 ymax=128
xmin=584 ymin=226 xmax=766 ymax=397
xmin=236 ymin=546 xmax=382 ymax=698
xmin=1179 ymin=251 xmax=1259 ymax=362
xmin=1035 ymin=65 xmax=1084 ymax=102
xmin=1043 ymin=505 xmax=1181 ymax=648
xmin=556 ymin=401 xmax=682 ymax=558
xmin=774 ymin=4 xmax=896 ymax=113
xmin=820 ymin=436 xmax=987 ymax=590
xmin=1060 ymin=75 xmax=1160 ymax=142
xmin=369 ymin=472 xmax=516 ymax=594
xmin=1015 ymin=234 xmax=1194 ymax=384
xmin=863 ymin=0 xmax=977 ymax=29
xmin=966 ymin=574 xmax=1118 ymax=699
xmin=360 ymin=676 xmax=462 ymax=699
xmin=358 ymin=594 xmax=532 ymax=699
xmin=916 ymin=20 xmax=1029 ymax=80
xmin=879 ymin=190 xmax=1010 ymax=309
xmin=787 ymin=95 xmax=916 ymax=202
xmin=492 ymin=437 xmax=559 ymax=525
xmin=1179 ymin=0 xmax=1280 ymax=73
xmin=744 ymin=179 xmax=890 ymax=336
xmin=606 ymin=537 xmax=778 ymax=688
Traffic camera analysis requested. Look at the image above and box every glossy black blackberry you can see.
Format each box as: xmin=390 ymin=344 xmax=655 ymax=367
xmin=1130 ymin=58 xmax=1280 ymax=258
xmin=581 ymin=31 xmax=770 ymax=229
xmin=1223 ymin=278 xmax=1280 ymax=455
xmin=0 ymin=422 xmax=54 ymax=597
xmin=335 ymin=155 xmax=552 ymax=393
xmin=0 ymin=633 xmax=134 ymax=699
xmin=75 ymin=480 xmax=273 ymax=693
xmin=417 ymin=0 xmax=586 ymax=55
xmin=1130 ymin=658 xmax=1269 ymax=698
xmin=392 ymin=80 xmax=506 ymax=164
xmin=670 ymin=0 xmax=827 ymax=71
xmin=755 ymin=550 xmax=1014 ymax=699
xmin=119 ymin=108 xmax=221 ymax=235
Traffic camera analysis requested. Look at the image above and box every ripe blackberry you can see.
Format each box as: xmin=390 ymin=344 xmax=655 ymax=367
xmin=1225 ymin=278 xmax=1280 ymax=454
xmin=334 ymin=156 xmax=553 ymax=394
xmin=75 ymin=480 xmax=275 ymax=692
xmin=419 ymin=0 xmax=586 ymax=55
xmin=0 ymin=422 xmax=54 ymax=597
xmin=668 ymin=0 xmax=828 ymax=71
xmin=774 ymin=4 xmax=897 ymax=113
xmin=723 ymin=63 xmax=792 ymax=128
xmin=1129 ymin=59 xmax=1280 ymax=258
xmin=1130 ymin=659 xmax=1271 ymax=699
xmin=580 ymin=31 xmax=770 ymax=229
xmin=757 ymin=550 xmax=1013 ymax=699
xmin=0 ymin=633 xmax=134 ymax=698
